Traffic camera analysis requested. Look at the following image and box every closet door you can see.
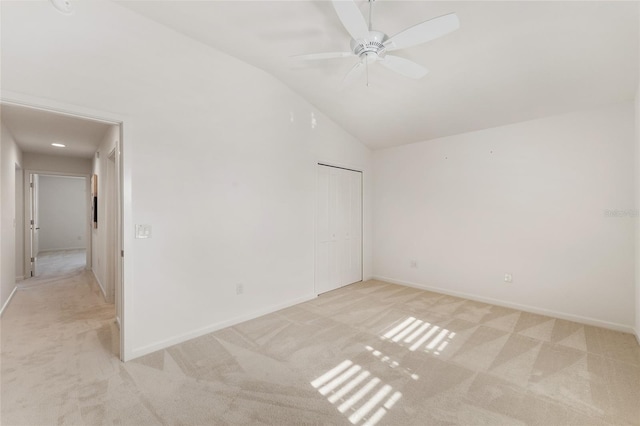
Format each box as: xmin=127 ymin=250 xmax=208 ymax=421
xmin=316 ymin=164 xmax=362 ymax=294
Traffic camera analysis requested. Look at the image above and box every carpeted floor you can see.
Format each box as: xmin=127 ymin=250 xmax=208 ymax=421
xmin=1 ymin=262 xmax=639 ymax=425
xmin=32 ymin=249 xmax=87 ymax=278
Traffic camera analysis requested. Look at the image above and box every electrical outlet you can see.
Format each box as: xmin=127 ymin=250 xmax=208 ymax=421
xmin=236 ymin=283 xmax=244 ymax=295
xmin=410 ymin=260 xmax=417 ymax=268
xmin=504 ymin=273 xmax=513 ymax=283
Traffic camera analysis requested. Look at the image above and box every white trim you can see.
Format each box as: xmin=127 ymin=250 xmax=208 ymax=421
xmin=15 ymin=275 xmax=25 ymax=282
xmin=129 ymin=293 xmax=318 ymax=360
xmin=315 ymin=158 xmax=366 ymax=175
xmin=91 ymin=269 xmax=107 ymax=301
xmin=116 ymin=316 xmax=121 ymax=329
xmin=1 ymin=91 xmax=122 ymax=125
xmin=38 ymin=247 xmax=86 ymax=253
xmin=635 ymin=330 xmax=640 ymax=346
xmin=0 ymin=286 xmax=18 ymax=317
xmin=373 ymin=275 xmax=636 ymax=334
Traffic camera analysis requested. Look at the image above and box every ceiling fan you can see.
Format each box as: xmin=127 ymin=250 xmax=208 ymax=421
xmin=295 ymin=0 xmax=460 ymax=86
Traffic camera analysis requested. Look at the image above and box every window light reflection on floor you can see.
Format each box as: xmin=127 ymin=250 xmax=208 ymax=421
xmin=365 ymin=345 xmax=419 ymax=380
xmin=381 ymin=316 xmax=455 ymax=355
xmin=310 ymin=317 xmax=455 ymax=424
xmin=311 ymin=360 xmax=402 ymax=425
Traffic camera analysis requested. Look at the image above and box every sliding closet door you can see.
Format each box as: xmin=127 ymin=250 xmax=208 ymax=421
xmin=316 ymin=164 xmax=362 ymax=294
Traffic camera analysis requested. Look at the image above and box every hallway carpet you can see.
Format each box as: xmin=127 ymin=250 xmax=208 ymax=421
xmin=1 ymin=270 xmax=639 ymax=425
xmin=33 ymin=249 xmax=86 ymax=278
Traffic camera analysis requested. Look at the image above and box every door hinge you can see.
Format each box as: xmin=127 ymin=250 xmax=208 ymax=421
xmin=30 ymin=182 xmax=33 ymax=188
xmin=121 ymin=250 xmax=124 ymax=257
xmin=31 ymin=257 xmax=34 ymax=262
xmin=30 ymin=219 xmax=34 ymax=225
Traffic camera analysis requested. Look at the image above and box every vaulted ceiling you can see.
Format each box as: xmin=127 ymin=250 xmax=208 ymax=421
xmin=2 ymin=1 xmax=638 ymax=153
xmin=118 ymin=1 xmax=639 ymax=149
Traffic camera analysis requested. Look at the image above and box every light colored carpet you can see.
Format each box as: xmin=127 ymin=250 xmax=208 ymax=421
xmin=1 ymin=268 xmax=639 ymax=425
xmin=30 ymin=249 xmax=87 ymax=279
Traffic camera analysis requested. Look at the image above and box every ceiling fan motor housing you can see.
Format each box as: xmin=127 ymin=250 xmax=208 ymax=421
xmin=350 ymin=30 xmax=387 ymax=60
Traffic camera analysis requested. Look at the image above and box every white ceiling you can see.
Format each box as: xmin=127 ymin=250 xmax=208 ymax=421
xmin=1 ymin=103 xmax=112 ymax=158
xmin=118 ymin=0 xmax=639 ymax=150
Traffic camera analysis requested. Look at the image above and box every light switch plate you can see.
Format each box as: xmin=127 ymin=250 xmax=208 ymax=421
xmin=136 ymin=224 xmax=152 ymax=239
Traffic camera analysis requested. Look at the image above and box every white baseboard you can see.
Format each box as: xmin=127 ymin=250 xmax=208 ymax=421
xmin=15 ymin=275 xmax=25 ymax=282
xmin=372 ymin=275 xmax=636 ymax=335
xmin=91 ymin=269 xmax=107 ymax=301
xmin=129 ymin=293 xmax=318 ymax=360
xmin=0 ymin=286 xmax=18 ymax=317
xmin=635 ymin=330 xmax=640 ymax=346
xmin=39 ymin=247 xmax=86 ymax=253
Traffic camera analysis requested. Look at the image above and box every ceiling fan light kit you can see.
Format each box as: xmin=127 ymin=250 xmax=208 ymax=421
xmin=295 ymin=0 xmax=460 ymax=87
xmin=49 ymin=0 xmax=74 ymax=15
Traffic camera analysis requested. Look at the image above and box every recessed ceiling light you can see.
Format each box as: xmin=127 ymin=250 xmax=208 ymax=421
xmin=51 ymin=143 xmax=66 ymax=148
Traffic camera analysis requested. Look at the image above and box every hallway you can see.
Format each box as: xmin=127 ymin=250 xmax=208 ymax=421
xmin=1 ymin=262 xmax=119 ymax=424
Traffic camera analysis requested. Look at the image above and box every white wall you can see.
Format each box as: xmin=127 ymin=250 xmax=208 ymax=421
xmin=92 ymin=125 xmax=118 ymax=299
xmin=23 ymin=153 xmax=92 ymax=175
xmin=374 ymin=102 xmax=636 ymax=331
xmin=636 ymin=64 xmax=640 ymax=342
xmin=37 ymin=175 xmax=86 ymax=252
xmin=1 ymin=123 xmax=23 ymax=313
xmin=0 ymin=1 xmax=372 ymax=359
xmin=15 ymin=165 xmax=24 ymax=280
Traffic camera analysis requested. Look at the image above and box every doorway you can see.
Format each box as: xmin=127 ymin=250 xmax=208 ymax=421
xmin=316 ymin=163 xmax=363 ymax=294
xmin=2 ymin=97 xmax=127 ymax=360
xmin=1 ymin=95 xmax=129 ymax=360
xmin=26 ymin=173 xmax=88 ymax=278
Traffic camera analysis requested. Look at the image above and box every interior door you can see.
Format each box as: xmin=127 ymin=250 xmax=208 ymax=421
xmin=316 ymin=164 xmax=362 ymax=294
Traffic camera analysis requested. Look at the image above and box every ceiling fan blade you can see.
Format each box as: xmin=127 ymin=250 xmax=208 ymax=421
xmin=292 ymin=52 xmax=355 ymax=61
xmin=380 ymin=55 xmax=429 ymax=79
xmin=332 ymin=0 xmax=370 ymax=41
xmin=384 ymin=13 xmax=460 ymax=52
xmin=341 ymin=61 xmax=365 ymax=88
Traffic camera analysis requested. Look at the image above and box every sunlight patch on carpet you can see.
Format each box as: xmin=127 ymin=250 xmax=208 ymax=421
xmin=311 ymin=359 xmax=402 ymax=425
xmin=381 ymin=316 xmax=456 ymax=355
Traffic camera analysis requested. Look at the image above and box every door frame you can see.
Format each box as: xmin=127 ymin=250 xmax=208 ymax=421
xmin=2 ymin=91 xmax=132 ymax=362
xmin=106 ymin=147 xmax=122 ymax=326
xmin=315 ymin=162 xmax=364 ymax=295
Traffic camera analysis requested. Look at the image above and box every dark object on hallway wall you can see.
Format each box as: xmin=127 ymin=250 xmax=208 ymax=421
xmin=91 ymin=174 xmax=98 ymax=228
xmin=93 ymin=196 xmax=98 ymax=228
